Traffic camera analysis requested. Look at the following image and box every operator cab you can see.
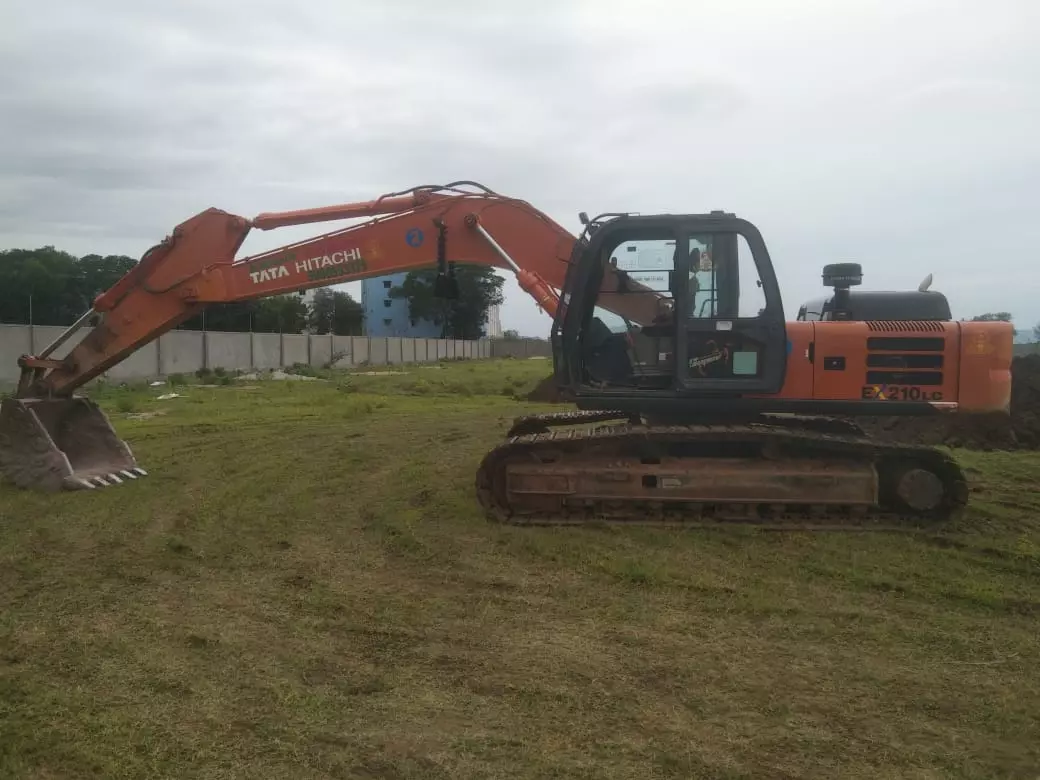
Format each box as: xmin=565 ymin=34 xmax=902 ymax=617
xmin=552 ymin=211 xmax=788 ymax=405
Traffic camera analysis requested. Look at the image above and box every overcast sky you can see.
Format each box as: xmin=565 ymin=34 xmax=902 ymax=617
xmin=2 ymin=0 xmax=1038 ymax=336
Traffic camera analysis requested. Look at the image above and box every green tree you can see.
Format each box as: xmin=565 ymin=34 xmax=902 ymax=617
xmin=971 ymin=312 xmax=1017 ymax=337
xmin=180 ymin=296 xmax=310 ymax=333
xmin=502 ymin=329 xmax=520 ymax=340
xmin=76 ymin=254 xmax=137 ymax=306
xmin=0 ymin=247 xmax=137 ymax=325
xmin=252 ymin=295 xmax=309 ymax=333
xmin=307 ymin=288 xmax=365 ymax=335
xmin=390 ymin=266 xmax=504 ymax=339
xmin=180 ymin=301 xmax=256 ymax=332
xmin=178 ymin=294 xmax=316 ymax=334
xmin=0 ymin=246 xmax=318 ymax=334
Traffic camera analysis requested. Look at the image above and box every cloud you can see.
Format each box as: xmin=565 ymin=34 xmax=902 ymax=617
xmin=2 ymin=0 xmax=1039 ymax=334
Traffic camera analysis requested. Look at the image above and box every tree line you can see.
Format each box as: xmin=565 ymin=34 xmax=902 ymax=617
xmin=970 ymin=312 xmax=1040 ymax=342
xmin=0 ymin=246 xmax=505 ymax=339
xmin=3 ymin=247 xmax=1035 ymax=341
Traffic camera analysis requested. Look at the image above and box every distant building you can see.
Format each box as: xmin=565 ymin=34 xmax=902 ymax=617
xmin=361 ymin=273 xmax=505 ymax=338
xmin=484 ymin=303 xmax=503 ymax=338
xmin=361 ymin=273 xmax=441 ymax=337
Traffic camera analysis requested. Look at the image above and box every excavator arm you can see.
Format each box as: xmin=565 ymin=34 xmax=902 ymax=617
xmin=18 ymin=182 xmax=573 ymax=398
xmin=18 ymin=180 xmax=661 ymax=398
xmin=1 ymin=180 xmax=657 ymax=491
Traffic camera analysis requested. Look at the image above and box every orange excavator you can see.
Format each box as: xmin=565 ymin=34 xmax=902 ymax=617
xmin=0 ymin=181 xmax=1013 ymax=529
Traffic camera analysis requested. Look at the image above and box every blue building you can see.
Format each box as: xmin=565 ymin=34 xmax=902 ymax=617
xmin=361 ymin=273 xmax=442 ymax=337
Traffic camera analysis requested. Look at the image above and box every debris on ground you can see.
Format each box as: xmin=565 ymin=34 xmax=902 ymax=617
xmin=196 ymin=383 xmax=262 ymax=390
xmin=155 ymin=393 xmax=184 ymax=401
xmin=235 ymin=370 xmax=326 ymax=382
xmin=126 ymin=410 xmax=168 ymax=420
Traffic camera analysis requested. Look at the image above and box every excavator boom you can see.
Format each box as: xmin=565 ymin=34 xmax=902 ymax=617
xmin=17 ymin=182 xmax=568 ymax=398
xmin=0 ymin=181 xmax=653 ymax=491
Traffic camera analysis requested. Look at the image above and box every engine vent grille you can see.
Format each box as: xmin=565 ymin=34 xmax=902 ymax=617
xmin=867 ymin=320 xmax=945 ymax=332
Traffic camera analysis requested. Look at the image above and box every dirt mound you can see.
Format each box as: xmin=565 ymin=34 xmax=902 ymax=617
xmin=856 ymin=411 xmax=1019 ymax=451
xmin=855 ymin=354 xmax=1040 ymax=451
xmin=527 ymin=374 xmax=566 ymax=403
xmin=1009 ymin=354 xmax=1040 ymax=447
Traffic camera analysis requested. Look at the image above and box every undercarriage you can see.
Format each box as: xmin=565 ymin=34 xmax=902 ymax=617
xmin=475 ymin=411 xmax=968 ymax=530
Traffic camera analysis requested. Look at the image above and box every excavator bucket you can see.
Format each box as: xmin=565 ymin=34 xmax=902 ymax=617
xmin=0 ymin=396 xmax=145 ymax=492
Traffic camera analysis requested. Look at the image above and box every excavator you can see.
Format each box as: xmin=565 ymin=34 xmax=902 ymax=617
xmin=0 ymin=181 xmax=1013 ymax=529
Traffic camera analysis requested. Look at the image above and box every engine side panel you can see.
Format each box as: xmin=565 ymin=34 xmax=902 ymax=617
xmin=811 ymin=321 xmax=959 ymax=405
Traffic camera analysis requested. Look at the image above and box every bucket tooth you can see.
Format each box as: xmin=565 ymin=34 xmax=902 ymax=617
xmin=0 ymin=396 xmax=143 ymax=492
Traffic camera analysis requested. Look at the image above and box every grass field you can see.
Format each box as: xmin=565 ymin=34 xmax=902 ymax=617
xmin=2 ymin=358 xmax=1039 ymax=779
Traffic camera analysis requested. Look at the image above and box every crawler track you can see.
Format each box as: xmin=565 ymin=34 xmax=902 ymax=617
xmin=476 ymin=421 xmax=968 ymax=530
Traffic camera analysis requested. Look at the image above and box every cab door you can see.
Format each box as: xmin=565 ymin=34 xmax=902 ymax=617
xmin=674 ymin=218 xmax=788 ymax=394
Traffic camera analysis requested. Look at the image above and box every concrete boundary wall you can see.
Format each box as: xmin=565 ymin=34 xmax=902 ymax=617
xmin=489 ymin=338 xmax=552 ymax=358
xmin=0 ymin=324 xmax=550 ymax=384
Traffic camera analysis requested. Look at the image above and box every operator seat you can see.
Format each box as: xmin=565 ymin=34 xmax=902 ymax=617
xmin=582 ymin=316 xmax=635 ymax=385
